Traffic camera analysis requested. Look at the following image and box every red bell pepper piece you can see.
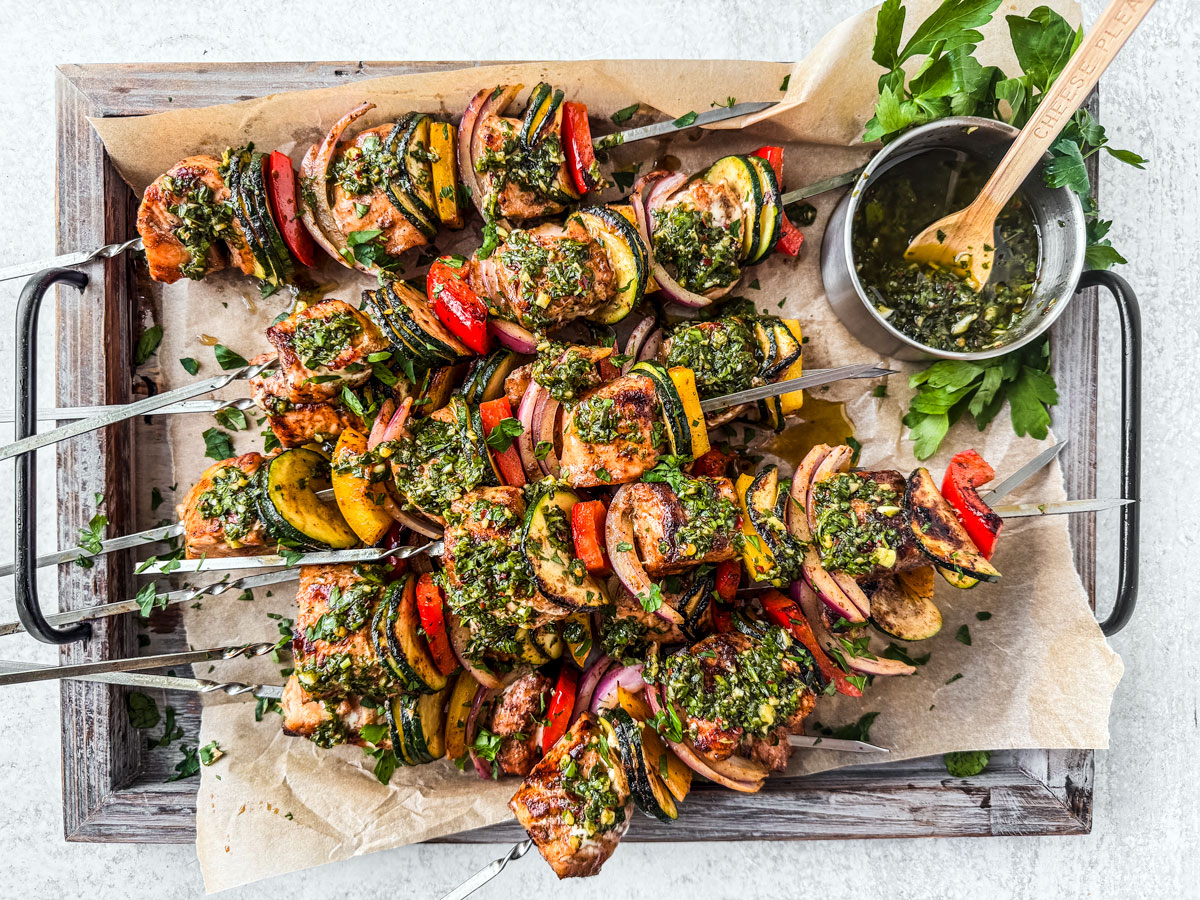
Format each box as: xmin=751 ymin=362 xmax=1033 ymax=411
xmin=265 ymin=150 xmax=315 ymax=267
xmin=562 ymin=101 xmax=600 ymax=196
xmin=693 ymin=448 xmax=733 ymax=479
xmin=751 ymin=145 xmax=805 ymax=258
xmin=711 ymin=602 xmax=733 ymax=633
xmin=427 ymin=258 xmax=491 ymax=355
xmin=760 ymin=589 xmax=863 ymax=697
xmin=596 ymin=356 xmax=620 ymax=383
xmin=941 ymin=450 xmax=1003 ymax=559
xmin=570 ymin=499 xmax=611 ymax=574
xmin=714 ymin=558 xmax=741 ymax=602
xmin=541 ymin=665 xmax=579 ymax=753
xmin=479 ymin=397 xmax=527 ymax=487
xmin=415 ymin=573 xmax=459 ymax=676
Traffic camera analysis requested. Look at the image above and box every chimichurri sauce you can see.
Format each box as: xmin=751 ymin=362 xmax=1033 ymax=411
xmin=851 ymin=150 xmax=1040 ymax=352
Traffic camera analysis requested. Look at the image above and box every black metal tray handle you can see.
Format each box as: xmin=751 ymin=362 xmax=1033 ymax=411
xmin=14 ymin=268 xmax=92 ymax=644
xmin=1076 ymin=270 xmax=1141 ymax=636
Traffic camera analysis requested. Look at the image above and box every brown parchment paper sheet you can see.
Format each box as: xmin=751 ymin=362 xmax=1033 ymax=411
xmin=89 ymin=1 xmax=1120 ymax=892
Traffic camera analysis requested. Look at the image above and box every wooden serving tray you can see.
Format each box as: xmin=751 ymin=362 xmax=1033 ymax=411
xmin=52 ymin=62 xmax=1098 ymax=843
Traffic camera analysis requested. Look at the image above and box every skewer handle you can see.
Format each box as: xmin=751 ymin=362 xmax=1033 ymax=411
xmin=0 ymin=237 xmax=143 ymax=284
xmin=14 ymin=269 xmax=94 ymax=645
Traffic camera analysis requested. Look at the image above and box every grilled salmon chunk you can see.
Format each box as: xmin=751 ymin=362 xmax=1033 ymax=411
xmin=662 ymin=631 xmax=816 ymax=763
xmin=327 ymin=124 xmax=428 ymax=256
xmin=179 ymin=453 xmax=270 ymax=558
xmin=810 ymin=469 xmax=925 ymax=580
xmin=292 ymin=564 xmax=393 ymax=702
xmin=628 ymin=477 xmax=741 ymax=575
xmin=265 ymin=298 xmax=388 ymax=403
xmin=509 ymin=713 xmax=632 ymax=879
xmin=280 ymin=675 xmax=388 ymax=748
xmin=137 ymin=155 xmax=256 ymax=284
xmin=559 ymin=375 xmax=660 ymax=489
xmin=442 ymin=487 xmax=562 ymax=628
xmin=489 ymin=671 xmax=552 ymax=776
xmin=474 ymin=115 xmax=574 ymax=222
xmin=251 ymin=353 xmax=365 ymax=448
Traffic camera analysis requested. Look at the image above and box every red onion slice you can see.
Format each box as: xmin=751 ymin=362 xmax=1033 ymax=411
xmin=794 ymin=580 xmax=914 ymax=677
xmin=532 ymin=391 xmax=561 ymax=477
xmin=606 ymin=486 xmax=684 ymax=626
xmin=488 ymin=319 xmax=538 ymax=353
xmin=572 ymin=654 xmax=612 ymax=727
xmin=465 ymin=683 xmax=499 ymax=780
xmin=515 ymin=382 xmax=545 ymax=480
xmin=447 ymin=612 xmax=504 ymax=689
xmin=589 ymin=664 xmax=646 ymax=713
xmin=638 ymin=327 xmax=663 ymax=364
xmin=300 ymin=102 xmax=375 ymax=273
xmin=621 ymin=316 xmax=657 ymax=374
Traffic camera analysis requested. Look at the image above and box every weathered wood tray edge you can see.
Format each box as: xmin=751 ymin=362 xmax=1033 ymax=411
xmin=52 ymin=61 xmax=1098 ymax=844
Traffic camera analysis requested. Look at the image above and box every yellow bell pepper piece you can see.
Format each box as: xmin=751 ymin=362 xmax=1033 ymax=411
xmin=667 ymin=366 xmax=710 ymax=458
xmin=778 ymin=318 xmax=804 ymax=415
xmin=429 ymin=122 xmax=463 ymax=229
xmin=331 ymin=428 xmax=392 ymax=545
xmin=735 ymin=473 xmax=778 ymax=583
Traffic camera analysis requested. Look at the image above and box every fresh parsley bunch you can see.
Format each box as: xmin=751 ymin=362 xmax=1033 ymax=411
xmin=864 ymin=0 xmax=1146 ymax=269
xmin=902 ymin=337 xmax=1057 ymax=459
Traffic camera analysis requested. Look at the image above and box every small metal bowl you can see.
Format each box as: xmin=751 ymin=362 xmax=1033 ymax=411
xmin=820 ymin=116 xmax=1087 ymax=361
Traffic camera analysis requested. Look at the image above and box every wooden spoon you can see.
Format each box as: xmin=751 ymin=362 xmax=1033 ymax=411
xmin=904 ymin=0 xmax=1156 ymax=290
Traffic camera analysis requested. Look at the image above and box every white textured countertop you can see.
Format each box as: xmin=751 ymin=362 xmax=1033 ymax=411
xmin=0 ymin=1 xmax=1195 ymax=897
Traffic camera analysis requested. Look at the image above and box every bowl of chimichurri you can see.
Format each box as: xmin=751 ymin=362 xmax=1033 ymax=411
xmin=821 ymin=117 xmax=1087 ymax=361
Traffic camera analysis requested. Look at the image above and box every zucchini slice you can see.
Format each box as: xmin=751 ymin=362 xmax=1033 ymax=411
xmin=420 ymin=363 xmax=468 ymax=414
xmin=247 ymin=149 xmax=294 ymax=280
xmin=572 ymin=206 xmax=648 ymax=324
xmin=937 ymin=567 xmax=980 ymax=589
xmin=766 ymin=318 xmax=802 ymax=381
xmin=703 ymin=155 xmax=761 ymax=261
xmin=461 ymin=349 xmax=523 ymax=404
xmin=777 ymin=319 xmax=805 ymax=415
xmin=394 ymin=113 xmax=438 ymax=223
xmin=629 ymin=360 xmax=691 ymax=457
xmin=442 ymin=669 xmax=478 ymax=761
xmin=256 ymin=448 xmax=358 ymax=550
xmin=372 ymin=599 xmax=414 ymax=696
xmin=521 ymin=481 xmax=609 ymax=610
xmin=745 ymin=153 xmax=782 ymax=264
xmin=666 ymin=366 xmax=710 ymax=458
xmin=905 ymin=467 xmax=1001 ymax=583
xmin=679 ymin=570 xmax=715 ymax=642
xmin=222 ymin=148 xmax=271 ymax=281
xmin=753 ymin=317 xmax=779 ymax=378
xmin=363 ymin=288 xmax=440 ymax=368
xmin=383 ymin=575 xmax=450 ymax=694
xmin=384 ymin=699 xmax=413 ymax=767
xmin=603 ymin=707 xmax=678 ymax=822
xmin=757 ymin=395 xmax=786 ymax=433
xmin=384 ymin=281 xmax=472 ymax=365
xmin=399 ymin=688 xmax=448 ymax=763
xmin=869 ymin=568 xmax=943 ymax=641
xmin=382 ymin=119 xmax=438 ymax=240
xmin=521 ymin=83 xmax=564 ymax=148
xmin=428 ymin=121 xmax=463 ymax=229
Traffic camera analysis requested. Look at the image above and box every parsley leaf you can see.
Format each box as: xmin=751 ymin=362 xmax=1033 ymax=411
xmin=637 ymin=582 xmax=664 ymax=613
xmin=126 ymin=692 xmax=160 ymax=730
xmin=179 ymin=357 xmax=200 ymax=376
xmin=672 ymin=111 xmax=698 ymax=128
xmin=484 ymin=417 xmax=523 ymax=453
xmin=213 ymin=406 xmax=248 ymax=432
xmin=202 ymin=427 xmax=234 ymax=461
xmin=198 ymin=740 xmax=224 ymax=766
xmin=134 ymin=325 xmax=163 ymax=366
xmin=955 ymin=624 xmax=972 ymax=645
xmin=213 ymin=344 xmax=248 ymax=371
xmin=611 ymin=103 xmax=639 ymax=124
xmin=944 ymin=749 xmax=990 ymax=777
xmin=166 ymin=745 xmax=200 ymax=782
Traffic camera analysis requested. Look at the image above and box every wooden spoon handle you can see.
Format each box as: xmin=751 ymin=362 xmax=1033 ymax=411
xmin=974 ymin=0 xmax=1156 ymax=220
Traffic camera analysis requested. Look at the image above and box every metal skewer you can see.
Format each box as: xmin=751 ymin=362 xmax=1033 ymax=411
xmin=135 ymin=540 xmax=443 ymax=575
xmin=983 ymin=440 xmax=1068 ymax=502
xmin=0 ymin=365 xmax=891 ymax=577
xmin=0 ymin=659 xmax=284 ymax=699
xmin=0 ymin=397 xmax=257 ymax=425
xmin=0 ymin=568 xmax=302 ymax=637
xmin=0 ymin=359 xmax=276 ymax=461
xmin=0 ymin=640 xmax=281 ymax=686
xmin=591 ymin=101 xmax=778 ymax=151
xmin=780 ymin=167 xmax=864 ymax=206
xmin=0 ymin=236 xmax=144 ymax=284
